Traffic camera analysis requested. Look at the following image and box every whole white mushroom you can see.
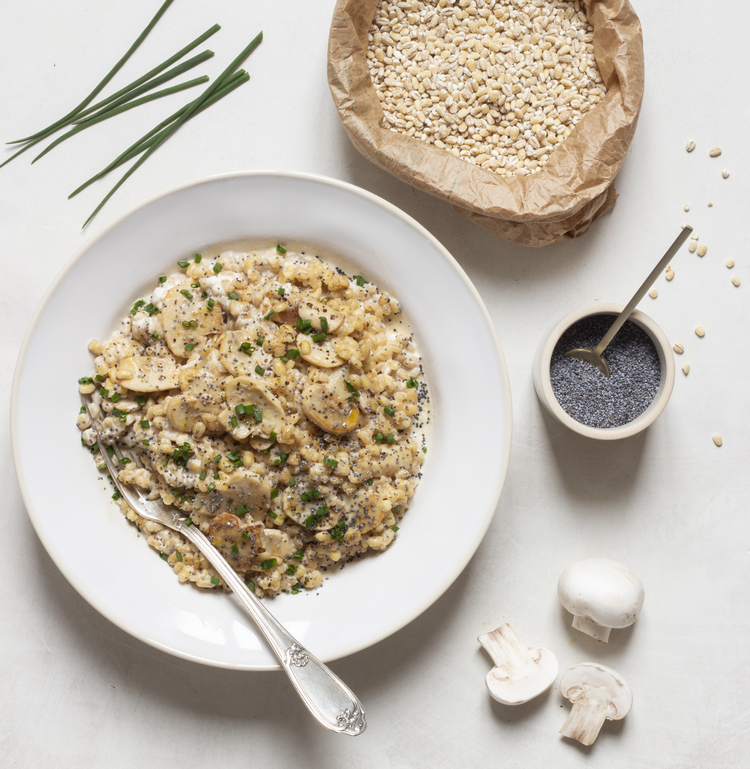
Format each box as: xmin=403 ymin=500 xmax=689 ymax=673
xmin=558 ymin=558 xmax=645 ymax=643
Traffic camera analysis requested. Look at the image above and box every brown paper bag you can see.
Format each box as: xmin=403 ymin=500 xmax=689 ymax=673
xmin=328 ymin=0 xmax=644 ymax=247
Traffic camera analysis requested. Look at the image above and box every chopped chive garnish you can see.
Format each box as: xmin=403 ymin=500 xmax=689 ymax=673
xmin=305 ymin=506 xmax=329 ymax=529
xmin=151 ymin=332 xmax=159 ymax=341
xmin=144 ymin=303 xmax=159 ymax=315
xmin=270 ymin=488 xmax=279 ymax=500
xmin=95 ymin=375 xmax=103 ymax=382
xmin=78 ymin=376 xmax=93 ymax=385
xmin=291 ymin=583 xmax=302 ymax=594
xmin=293 ymin=549 xmax=304 ymax=560
xmin=180 ymin=289 xmax=193 ymax=300
xmin=160 ymin=552 xmax=169 ymax=561
xmin=256 ymin=335 xmax=264 ymax=346
xmin=112 ymin=491 xmax=121 ymax=501
xmin=79 ymin=406 xmax=86 ymax=414
xmin=355 ymin=274 xmax=366 ymax=286
xmin=181 ymin=319 xmax=198 ymax=328
xmin=375 ymin=433 xmax=384 ymax=443
xmin=241 ymin=531 xmax=250 ymax=540
xmin=207 ymin=298 xmax=215 ymax=310
xmin=191 ymin=282 xmax=200 ymax=288
xmin=277 ymin=287 xmax=286 ymax=297
xmin=268 ymin=511 xmax=278 ymax=519
xmin=178 ymin=260 xmax=190 ymax=268
xmin=423 ymin=447 xmax=427 ymax=453
xmin=207 ymin=482 xmax=216 ymax=491
xmin=131 ymin=299 xmax=146 ymax=315
xmin=237 ymin=504 xmax=248 ymax=516
xmin=391 ymin=524 xmax=399 ymax=532
xmin=213 ymin=473 xmax=219 ymax=479
xmin=213 ymin=454 xmax=221 ymax=463
xmin=135 ymin=395 xmax=146 ymax=407
xmin=387 ymin=433 xmax=395 ymax=444
xmin=320 ymin=316 xmax=329 ymax=332
xmin=201 ymin=291 xmax=208 ymax=298
xmin=344 ymin=380 xmax=360 ymax=397
xmin=235 ymin=404 xmax=246 ymax=416
xmin=287 ymin=348 xmax=300 ymax=359
xmin=261 ymin=558 xmax=277 ymax=570
xmin=142 ymin=439 xmax=150 ymax=446
xmin=239 ymin=342 xmax=255 ymax=355
xmin=158 ymin=275 xmax=167 ymax=283
xmin=199 ymin=471 xmax=206 ymax=480
xmin=176 ymin=552 xmax=183 ymax=562
xmin=231 ymin=544 xmax=239 ymax=555
xmin=367 ymin=478 xmax=374 ymax=486
xmin=111 ymin=392 xmax=121 ymax=404
xmin=194 ymin=253 xmax=202 ymax=263
xmin=213 ymin=262 xmax=223 ymax=274
xmin=274 ymin=453 xmax=288 ymax=467
xmin=324 ymin=457 xmax=338 ymax=469
xmin=296 ymin=317 xmax=312 ymax=333
xmin=107 ymin=447 xmax=114 ymax=458
xmin=100 ymin=387 xmax=109 ymax=398
xmin=311 ymin=332 xmax=326 ymax=342
xmin=276 ymin=244 xmax=287 ymax=254
xmin=395 ymin=504 xmax=402 ymax=513
xmin=210 ymin=576 xmax=220 ymax=586
xmin=254 ymin=409 xmax=262 ymax=423
xmin=185 ymin=518 xmax=193 ymax=527
xmin=288 ymin=477 xmax=296 ymax=487
xmin=230 ymin=416 xmax=237 ymax=427
xmin=228 ymin=292 xmax=239 ymax=300
xmin=246 ymin=579 xmax=256 ymax=592
xmin=162 ymin=456 xmax=169 ymax=467
xmin=300 ymin=488 xmax=321 ymax=501
xmin=407 ymin=377 xmax=418 ymax=388
xmin=264 ymin=309 xmax=275 ymax=320
xmin=255 ymin=365 xmax=265 ymax=376
xmin=140 ymin=419 xmax=150 ymax=429
xmin=384 ymin=406 xmax=395 ymax=417
xmin=269 ymin=431 xmax=277 ymax=441
xmin=184 ymin=343 xmax=196 ymax=351
xmin=330 ymin=519 xmax=347 ymax=541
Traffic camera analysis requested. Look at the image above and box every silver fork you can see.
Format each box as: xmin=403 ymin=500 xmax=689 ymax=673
xmin=82 ymin=395 xmax=366 ymax=736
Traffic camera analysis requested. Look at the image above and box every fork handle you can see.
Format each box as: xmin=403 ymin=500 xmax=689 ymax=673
xmin=177 ymin=522 xmax=366 ymax=735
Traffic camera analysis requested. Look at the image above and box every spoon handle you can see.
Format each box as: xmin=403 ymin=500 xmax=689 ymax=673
xmin=594 ymin=225 xmax=693 ymax=357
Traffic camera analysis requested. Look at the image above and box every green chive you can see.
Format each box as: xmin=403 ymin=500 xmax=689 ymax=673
xmin=140 ymin=419 xmax=150 ymax=429
xmin=184 ymin=343 xmax=196 ymax=351
xmin=239 ymin=342 xmax=255 ymax=354
xmin=356 ymin=274 xmax=366 ymax=287
xmin=151 ymin=332 xmax=159 ymax=341
xmin=270 ymin=488 xmax=279 ymax=500
xmin=99 ymin=387 xmax=109 ymax=398
xmin=311 ymin=332 xmax=326 ymax=342
xmin=207 ymin=298 xmax=215 ymax=310
xmin=268 ymin=511 xmax=278 ymax=519
xmin=288 ymin=477 xmax=296 ymax=487
xmin=194 ymin=253 xmax=202 ymax=263
xmin=142 ymin=439 xmax=150 ymax=446
xmin=210 ymin=576 xmax=220 ymax=586
xmin=277 ymin=287 xmax=285 ymax=296
xmin=254 ymin=409 xmax=262 ymax=423
xmin=178 ymin=260 xmax=190 ymax=268
xmin=79 ymin=406 xmax=86 ymax=414
xmin=407 ymin=377 xmax=419 ymax=388
xmin=176 ymin=552 xmax=183 ymax=562
xmin=213 ymin=454 xmax=221 ymax=463
xmin=384 ymin=406 xmax=395 ymax=417
xmin=274 ymin=453 xmax=288 ymax=467
xmin=391 ymin=525 xmax=400 ymax=532
xmin=181 ymin=289 xmax=193 ymax=300
xmin=367 ymin=478 xmax=374 ymax=486
xmin=158 ymin=275 xmax=167 ymax=283
xmin=387 ymin=433 xmax=395 ymax=444
xmin=237 ymin=504 xmax=248 ymax=516
xmin=423 ymin=446 xmax=427 ymax=453
xmin=276 ymin=244 xmax=287 ymax=254
xmin=231 ymin=544 xmax=239 ymax=555
xmin=230 ymin=416 xmax=237 ymax=427
xmin=264 ymin=310 xmax=275 ymax=320
xmin=292 ymin=549 xmax=304 ymax=560
xmin=261 ymin=558 xmax=277 ymax=570
xmin=255 ymin=365 xmax=265 ymax=376
xmin=199 ymin=471 xmax=206 ymax=480
xmin=228 ymin=292 xmax=239 ymax=300
xmin=287 ymin=348 xmax=300 ymax=359
xmin=320 ymin=316 xmax=329 ymax=333
xmin=160 ymin=552 xmax=169 ymax=561
xmin=375 ymin=432 xmax=384 ymax=443
xmin=324 ymin=457 xmax=338 ymax=469
xmin=207 ymin=482 xmax=216 ymax=491
xmin=246 ymin=580 xmax=256 ymax=592
xmin=112 ymin=491 xmax=121 ymax=501
xmin=213 ymin=262 xmax=223 ymax=274
xmin=78 ymin=376 xmax=93 ymax=385
xmin=285 ymin=564 xmax=296 ymax=576
xmin=256 ymin=335 xmax=264 ymax=346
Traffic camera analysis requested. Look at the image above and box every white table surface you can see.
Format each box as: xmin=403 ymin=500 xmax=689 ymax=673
xmin=2 ymin=1 xmax=748 ymax=766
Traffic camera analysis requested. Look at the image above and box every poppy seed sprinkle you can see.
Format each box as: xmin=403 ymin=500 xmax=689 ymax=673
xmin=550 ymin=315 xmax=661 ymax=429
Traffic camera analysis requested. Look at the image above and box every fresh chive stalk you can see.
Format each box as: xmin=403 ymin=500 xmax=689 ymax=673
xmin=82 ymin=31 xmax=262 ymax=227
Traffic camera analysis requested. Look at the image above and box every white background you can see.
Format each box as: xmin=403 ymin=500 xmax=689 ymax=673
xmin=2 ymin=1 xmax=748 ymax=766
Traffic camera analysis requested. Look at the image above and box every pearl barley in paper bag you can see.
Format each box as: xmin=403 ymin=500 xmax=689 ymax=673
xmin=328 ymin=0 xmax=644 ymax=247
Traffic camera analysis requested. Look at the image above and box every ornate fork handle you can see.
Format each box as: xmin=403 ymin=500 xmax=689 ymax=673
xmin=177 ymin=520 xmax=366 ymax=735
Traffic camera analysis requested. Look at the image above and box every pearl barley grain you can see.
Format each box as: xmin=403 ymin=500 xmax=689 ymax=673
xmin=697 ymin=244 xmax=707 ymax=257
xmin=713 ymin=434 xmax=723 ymax=447
xmin=726 ymin=260 xmax=735 ymax=268
xmin=732 ymin=276 xmax=741 ymax=287
xmin=649 ymin=288 xmax=658 ymax=298
xmin=682 ymin=364 xmax=690 ymax=375
xmin=673 ymin=343 xmax=684 ymax=354
xmin=686 ymin=140 xmax=696 ymax=152
xmin=695 ymin=326 xmax=705 ymax=337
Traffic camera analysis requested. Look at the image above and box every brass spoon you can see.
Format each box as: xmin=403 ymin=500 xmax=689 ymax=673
xmin=564 ymin=225 xmax=693 ymax=378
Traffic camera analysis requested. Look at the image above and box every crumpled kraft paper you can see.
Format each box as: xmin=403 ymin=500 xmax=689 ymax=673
xmin=327 ymin=0 xmax=644 ymax=247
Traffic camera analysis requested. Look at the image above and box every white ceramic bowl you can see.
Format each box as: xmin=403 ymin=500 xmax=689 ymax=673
xmin=11 ymin=171 xmax=512 ymax=669
xmin=533 ymin=302 xmax=675 ymax=440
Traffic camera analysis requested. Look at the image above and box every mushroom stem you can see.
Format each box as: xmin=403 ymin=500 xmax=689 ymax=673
xmin=571 ymin=614 xmax=611 ymax=643
xmin=479 ymin=624 xmax=538 ymax=677
xmin=559 ymin=686 xmax=611 ymax=746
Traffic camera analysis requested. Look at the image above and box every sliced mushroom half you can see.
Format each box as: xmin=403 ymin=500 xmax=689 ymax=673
xmin=301 ymin=375 xmax=358 ymax=435
xmin=282 ymin=487 xmax=339 ymax=531
xmin=248 ymin=529 xmax=293 ymax=571
xmin=296 ymin=332 xmax=345 ymax=368
xmin=116 ymin=355 xmax=180 ymax=392
xmin=161 ymin=285 xmax=224 ymax=358
xmin=212 ymin=467 xmax=272 ymax=512
xmin=208 ymin=513 xmax=264 ymax=571
xmin=219 ymin=329 xmax=265 ymax=377
xmin=165 ymin=395 xmax=222 ymax=433
xmin=223 ymin=376 xmax=287 ymax=437
xmin=297 ymin=298 xmax=344 ymax=333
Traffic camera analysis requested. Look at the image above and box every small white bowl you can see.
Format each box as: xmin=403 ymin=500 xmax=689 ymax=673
xmin=533 ymin=302 xmax=675 ymax=440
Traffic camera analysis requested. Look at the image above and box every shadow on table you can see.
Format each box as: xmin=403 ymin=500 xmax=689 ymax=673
xmin=536 ymin=403 xmax=649 ymax=506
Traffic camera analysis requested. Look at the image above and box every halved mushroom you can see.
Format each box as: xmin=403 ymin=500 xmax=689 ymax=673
xmin=300 ymin=375 xmax=358 ymax=434
xmin=165 ymin=395 xmax=222 ymax=433
xmin=559 ymin=663 xmax=632 ymax=746
xmin=248 ymin=529 xmax=293 ymax=571
xmin=178 ymin=360 xmax=226 ymax=406
xmin=116 ymin=355 xmax=180 ymax=392
xmin=223 ymin=376 xmax=287 ymax=437
xmin=212 ymin=467 xmax=272 ymax=512
xmin=297 ymin=298 xmax=344 ymax=333
xmin=208 ymin=513 xmax=264 ymax=571
xmin=219 ymin=329 xmax=265 ymax=376
xmin=282 ymin=487 xmax=339 ymax=530
xmin=296 ymin=332 xmax=345 ymax=368
xmin=351 ymin=443 xmax=417 ymax=478
xmin=161 ymin=285 xmax=224 ymax=357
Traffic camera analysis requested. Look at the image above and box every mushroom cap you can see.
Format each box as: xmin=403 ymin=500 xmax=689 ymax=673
xmin=559 ymin=662 xmax=632 ymax=720
xmin=557 ymin=558 xmax=644 ymax=630
xmin=485 ymin=647 xmax=558 ymax=705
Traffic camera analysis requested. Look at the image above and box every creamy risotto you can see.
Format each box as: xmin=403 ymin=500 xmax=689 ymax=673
xmin=77 ymin=244 xmax=428 ymax=597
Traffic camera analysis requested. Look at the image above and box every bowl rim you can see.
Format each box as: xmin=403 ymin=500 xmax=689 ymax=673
xmin=535 ymin=302 xmax=675 ymax=440
xmin=11 ymin=169 xmax=514 ymax=667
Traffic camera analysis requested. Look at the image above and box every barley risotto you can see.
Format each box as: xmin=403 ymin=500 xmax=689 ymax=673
xmin=78 ymin=244 xmax=429 ymax=597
